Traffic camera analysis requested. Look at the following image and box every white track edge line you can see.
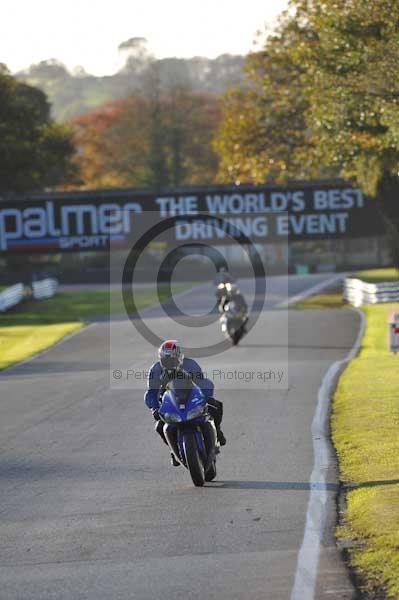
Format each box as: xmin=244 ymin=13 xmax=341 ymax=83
xmin=290 ymin=307 xmax=365 ymax=600
xmin=278 ymin=274 xmax=346 ymax=308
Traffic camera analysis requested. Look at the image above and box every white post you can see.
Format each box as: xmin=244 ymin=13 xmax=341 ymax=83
xmin=389 ymin=312 xmax=399 ymax=354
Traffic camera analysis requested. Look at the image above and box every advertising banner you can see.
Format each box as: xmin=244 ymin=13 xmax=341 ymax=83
xmin=0 ymin=182 xmax=386 ymax=254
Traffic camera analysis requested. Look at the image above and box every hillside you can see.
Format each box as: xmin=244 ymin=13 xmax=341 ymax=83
xmin=16 ymin=52 xmax=245 ymax=121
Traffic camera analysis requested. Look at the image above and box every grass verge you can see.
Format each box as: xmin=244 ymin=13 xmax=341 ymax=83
xmin=0 ymin=283 xmax=190 ymax=370
xmin=292 ymin=287 xmax=344 ymax=309
xmin=332 ymin=302 xmax=399 ymax=598
xmin=291 ymin=268 xmax=399 ymax=596
xmin=0 ymin=322 xmax=83 ymax=370
xmin=353 ymin=267 xmax=398 ymax=284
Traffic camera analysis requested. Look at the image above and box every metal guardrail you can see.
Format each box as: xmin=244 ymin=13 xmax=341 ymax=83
xmin=32 ymin=278 xmax=58 ymax=300
xmin=344 ymin=277 xmax=399 ymax=307
xmin=0 ymin=283 xmax=24 ymax=312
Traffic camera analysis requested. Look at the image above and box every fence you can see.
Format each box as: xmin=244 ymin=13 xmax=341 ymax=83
xmin=0 ymin=283 xmax=24 ymax=312
xmin=32 ymin=278 xmax=58 ymax=300
xmin=344 ymin=277 xmax=399 ymax=307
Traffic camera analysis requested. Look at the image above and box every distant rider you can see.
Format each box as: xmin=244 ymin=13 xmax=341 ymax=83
xmin=219 ymin=282 xmax=248 ymax=316
xmin=214 ymin=266 xmax=236 ymax=287
xmin=215 ymin=267 xmax=236 ymax=310
xmin=144 ymin=340 xmax=226 ymax=466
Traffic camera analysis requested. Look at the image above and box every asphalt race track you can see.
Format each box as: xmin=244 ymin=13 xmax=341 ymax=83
xmin=0 ymin=274 xmax=360 ymax=600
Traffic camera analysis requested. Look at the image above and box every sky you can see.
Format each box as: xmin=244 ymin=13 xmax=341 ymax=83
xmin=2 ymin=0 xmax=289 ymax=75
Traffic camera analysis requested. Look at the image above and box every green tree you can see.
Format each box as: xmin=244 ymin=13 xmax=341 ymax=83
xmin=214 ymin=0 xmax=399 ymax=265
xmin=0 ymin=65 xmax=76 ymax=195
xmin=293 ymin=0 xmax=399 ymax=265
xmin=214 ymin=10 xmax=318 ymax=185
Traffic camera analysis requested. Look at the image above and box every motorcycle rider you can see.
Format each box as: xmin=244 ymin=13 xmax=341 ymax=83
xmin=144 ymin=340 xmax=226 ymax=466
xmin=215 ymin=267 xmax=236 ymax=311
xmin=220 ymin=282 xmax=248 ymax=316
xmin=214 ymin=266 xmax=236 ymax=287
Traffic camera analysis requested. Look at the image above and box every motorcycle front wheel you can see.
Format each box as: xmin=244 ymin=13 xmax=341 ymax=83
xmin=183 ymin=431 xmax=205 ymax=487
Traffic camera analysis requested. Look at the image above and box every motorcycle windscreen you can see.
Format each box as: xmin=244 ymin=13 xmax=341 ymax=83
xmin=168 ymin=376 xmax=196 ymax=405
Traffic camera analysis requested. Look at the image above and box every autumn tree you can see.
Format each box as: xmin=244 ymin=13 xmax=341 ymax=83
xmin=73 ymin=97 xmax=152 ymax=188
xmin=166 ymin=90 xmax=220 ymax=186
xmin=73 ymin=88 xmax=220 ymax=189
xmin=152 ymin=87 xmax=220 ymax=187
xmin=0 ymin=64 xmax=76 ymax=195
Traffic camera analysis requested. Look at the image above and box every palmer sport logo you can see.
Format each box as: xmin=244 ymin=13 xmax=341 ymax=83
xmin=0 ymin=201 xmax=142 ymax=251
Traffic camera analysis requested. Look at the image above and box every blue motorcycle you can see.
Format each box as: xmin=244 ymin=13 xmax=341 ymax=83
xmin=159 ymin=373 xmax=218 ymax=487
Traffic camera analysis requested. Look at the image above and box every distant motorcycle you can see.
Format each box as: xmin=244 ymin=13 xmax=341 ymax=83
xmin=220 ymin=299 xmax=248 ymax=345
xmin=159 ymin=374 xmax=218 ymax=487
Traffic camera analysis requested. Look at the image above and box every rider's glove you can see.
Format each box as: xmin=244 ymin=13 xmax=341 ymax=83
xmin=151 ymin=408 xmax=160 ymax=421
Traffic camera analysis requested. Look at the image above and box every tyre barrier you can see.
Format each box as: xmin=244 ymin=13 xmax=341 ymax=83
xmin=32 ymin=278 xmax=58 ymax=300
xmin=344 ymin=277 xmax=399 ymax=307
xmin=0 ymin=279 xmax=59 ymax=312
xmin=0 ymin=283 xmax=24 ymax=312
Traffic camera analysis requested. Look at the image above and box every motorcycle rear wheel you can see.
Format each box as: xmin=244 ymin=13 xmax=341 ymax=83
xmin=231 ymin=323 xmax=247 ymax=345
xmin=183 ymin=432 xmax=205 ymax=487
xmin=230 ymin=329 xmax=242 ymax=345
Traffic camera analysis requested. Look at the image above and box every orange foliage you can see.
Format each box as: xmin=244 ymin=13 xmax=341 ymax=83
xmin=72 ymin=92 xmax=220 ymax=189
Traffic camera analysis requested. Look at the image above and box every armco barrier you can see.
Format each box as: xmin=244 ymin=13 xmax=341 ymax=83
xmin=0 ymin=283 xmax=24 ymax=312
xmin=32 ymin=278 xmax=58 ymax=300
xmin=344 ymin=277 xmax=399 ymax=307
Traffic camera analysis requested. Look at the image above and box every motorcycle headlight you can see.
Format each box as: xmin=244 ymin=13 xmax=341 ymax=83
xmin=162 ymin=412 xmax=182 ymax=423
xmin=187 ymin=405 xmax=205 ymax=420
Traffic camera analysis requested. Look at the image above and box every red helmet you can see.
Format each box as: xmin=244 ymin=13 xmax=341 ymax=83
xmin=158 ymin=340 xmax=184 ymax=370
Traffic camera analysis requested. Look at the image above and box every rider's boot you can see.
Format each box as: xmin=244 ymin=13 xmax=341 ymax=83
xmin=216 ymin=427 xmax=226 ymax=446
xmin=170 ymin=453 xmax=180 ymax=467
